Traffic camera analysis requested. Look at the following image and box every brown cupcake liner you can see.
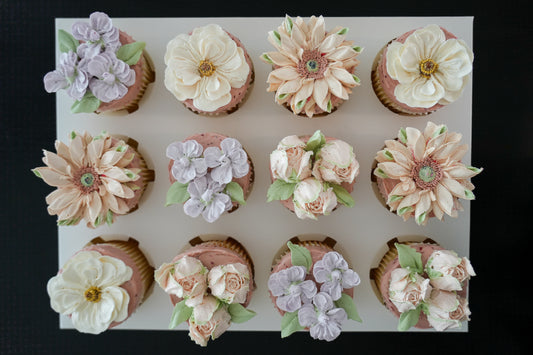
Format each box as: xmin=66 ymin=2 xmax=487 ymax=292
xmin=123 ymin=51 xmax=156 ymax=114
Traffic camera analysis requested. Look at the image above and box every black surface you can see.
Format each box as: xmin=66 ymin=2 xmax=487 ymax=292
xmin=1 ymin=0 xmax=530 ymax=354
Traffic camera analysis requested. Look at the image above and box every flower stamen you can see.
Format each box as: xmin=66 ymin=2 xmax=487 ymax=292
xmin=73 ymin=167 xmax=101 ymax=194
xmin=84 ymin=286 xmax=102 ymax=303
xmin=411 ymin=157 xmax=442 ymax=190
xmin=198 ymin=60 xmax=216 ymax=77
xmin=419 ymin=58 xmax=439 ymax=78
xmin=297 ymin=49 xmax=328 ymax=79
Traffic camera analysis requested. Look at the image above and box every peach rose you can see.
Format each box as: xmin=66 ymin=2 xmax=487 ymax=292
xmin=426 ymin=289 xmax=471 ymax=331
xmin=188 ymin=302 xmax=231 ymax=347
xmin=388 ymin=268 xmax=432 ymax=313
xmin=270 ymin=135 xmax=313 ymax=183
xmin=293 ymin=177 xmax=337 ymax=220
xmin=312 ymin=140 xmax=359 ymax=185
xmin=208 ymin=263 xmax=250 ymax=304
xmin=426 ymin=250 xmax=476 ymax=291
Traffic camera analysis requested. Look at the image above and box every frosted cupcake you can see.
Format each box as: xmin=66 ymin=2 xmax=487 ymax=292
xmin=260 ymin=15 xmax=362 ymax=118
xmin=33 ymin=131 xmax=155 ymax=228
xmin=267 ymin=130 xmax=358 ymax=219
xmin=371 ymin=24 xmax=473 ymax=116
xmin=155 ymin=235 xmax=256 ymax=347
xmin=371 ymin=122 xmax=482 ymax=225
xmin=43 ymin=11 xmax=155 ymax=114
xmin=268 ymin=236 xmax=362 ymax=341
xmin=165 ymin=133 xmax=254 ymax=222
xmin=369 ymin=237 xmax=475 ymax=331
xmin=47 ymin=236 xmax=154 ymax=334
xmin=164 ymin=24 xmax=254 ymax=116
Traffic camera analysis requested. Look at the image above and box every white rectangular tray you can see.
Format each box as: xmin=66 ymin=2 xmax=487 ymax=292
xmin=56 ymin=16 xmax=473 ymax=332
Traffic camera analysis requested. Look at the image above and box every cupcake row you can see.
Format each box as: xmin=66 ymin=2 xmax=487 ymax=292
xmin=44 ymin=13 xmax=473 ymax=118
xmin=49 ymin=233 xmax=475 ymax=344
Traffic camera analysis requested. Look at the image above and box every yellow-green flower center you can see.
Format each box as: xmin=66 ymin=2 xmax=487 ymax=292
xmin=84 ymin=286 xmax=102 ymax=303
xmin=419 ymin=58 xmax=438 ymax=78
xmin=198 ymin=60 xmax=216 ymax=77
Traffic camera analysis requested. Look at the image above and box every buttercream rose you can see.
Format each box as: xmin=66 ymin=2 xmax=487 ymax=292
xmin=425 ymin=289 xmax=471 ymax=331
xmin=293 ymin=177 xmax=337 ymax=220
xmin=388 ymin=268 xmax=431 ymax=313
xmin=312 ymin=140 xmax=359 ymax=185
xmin=426 ymin=250 xmax=476 ymax=291
xmin=270 ymin=135 xmax=313 ymax=183
xmin=189 ymin=300 xmax=231 ymax=347
xmin=208 ymin=263 xmax=250 ymax=304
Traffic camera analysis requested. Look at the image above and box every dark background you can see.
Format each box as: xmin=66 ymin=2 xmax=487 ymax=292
xmin=1 ymin=0 xmax=530 ymax=353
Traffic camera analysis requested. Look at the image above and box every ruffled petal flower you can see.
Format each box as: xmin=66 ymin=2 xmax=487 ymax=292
xmin=268 ymin=266 xmax=316 ymax=312
xmin=313 ymin=251 xmax=360 ymax=301
xmin=182 ymin=175 xmax=233 ymax=223
xmin=297 ymin=292 xmax=347 ymax=342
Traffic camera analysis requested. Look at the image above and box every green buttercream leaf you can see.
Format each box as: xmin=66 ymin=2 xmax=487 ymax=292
xmin=58 ymin=29 xmax=79 ymax=53
xmin=335 ymin=293 xmax=362 ymax=322
xmin=352 ymin=46 xmax=363 ymax=53
xmin=281 ymin=311 xmax=304 ymax=338
xmin=272 ymin=31 xmax=282 ymax=45
xmin=336 ymin=27 xmax=349 ymax=35
xmin=116 ymin=42 xmax=146 ymax=65
xmin=284 ymin=16 xmax=293 ymax=34
xmin=125 ymin=170 xmax=137 ymax=179
xmin=261 ymin=53 xmax=274 ymax=64
xmin=287 ymin=241 xmax=312 ymax=272
xmin=32 ymin=169 xmax=42 ymax=179
xmin=70 ymin=131 xmax=77 ymax=139
xmin=426 ymin=267 xmax=443 ymax=280
xmin=278 ymin=93 xmax=289 ymax=100
xmin=395 ymin=243 xmax=423 ymax=273
xmin=467 ymin=166 xmax=482 ymax=174
xmin=266 ymin=179 xmax=296 ymax=202
xmin=397 ymin=206 xmax=412 ymax=216
xmin=416 ymin=211 xmax=428 ymax=225
xmin=331 ymin=184 xmax=355 ymax=208
xmin=116 ymin=145 xmax=127 ymax=152
xmin=352 ymin=74 xmax=361 ymax=83
xmin=374 ymin=168 xmax=389 ymax=179
xmin=436 ymin=125 xmax=448 ymax=136
xmin=399 ymin=128 xmax=407 ymax=144
xmin=464 ymin=189 xmax=475 ymax=200
xmin=295 ymin=100 xmax=306 ymax=110
xmin=94 ymin=215 xmax=103 ymax=227
xmin=225 ymin=181 xmax=246 ymax=205
xmin=57 ymin=219 xmax=69 ymax=226
xmin=168 ymin=300 xmax=193 ymax=329
xmin=71 ymin=92 xmax=101 ymax=114
xmin=105 ymin=210 xmax=113 ymax=226
xmin=389 ymin=195 xmax=404 ymax=203
xmin=398 ymin=306 xmax=421 ymax=331
xmin=383 ymin=150 xmax=394 ymax=160
xmin=166 ymin=181 xmax=190 ymax=206
xmin=326 ymin=99 xmax=332 ymax=113
xmin=227 ymin=303 xmax=256 ymax=323
xmin=305 ymin=130 xmax=326 ymax=154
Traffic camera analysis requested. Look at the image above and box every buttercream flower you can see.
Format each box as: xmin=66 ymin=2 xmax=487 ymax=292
xmin=260 ymin=15 xmax=361 ymax=117
xmin=204 ymin=138 xmax=249 ymax=184
xmin=425 ymin=289 xmax=471 ymax=331
xmin=154 ymin=256 xmax=208 ymax=307
xmin=183 ymin=175 xmax=233 ymax=223
xmin=386 ymin=24 xmax=473 ymax=108
xmin=87 ymin=52 xmax=136 ymax=103
xmin=43 ymin=50 xmax=89 ymax=101
xmin=167 ymin=140 xmax=208 ymax=184
xmin=293 ymin=177 xmax=337 ymax=220
xmin=425 ymin=250 xmax=476 ymax=291
xmin=268 ymin=265 xmax=317 ymax=312
xmin=33 ymin=132 xmax=142 ymax=228
xmin=313 ymin=251 xmax=360 ymax=301
xmin=189 ymin=303 xmax=231 ymax=347
xmin=312 ymin=140 xmax=359 ymax=184
xmin=208 ymin=263 xmax=250 ymax=304
xmin=298 ymin=292 xmax=347 ymax=341
xmin=164 ymin=24 xmax=250 ymax=112
xmin=47 ymin=251 xmax=132 ymax=334
xmin=388 ymin=268 xmax=432 ymax=313
xmin=270 ymin=135 xmax=313 ymax=183
xmin=374 ymin=122 xmax=483 ymax=225
xmin=72 ymin=11 xmax=120 ymax=59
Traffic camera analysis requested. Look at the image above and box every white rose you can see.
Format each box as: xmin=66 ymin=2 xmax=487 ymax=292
xmin=426 ymin=289 xmax=471 ymax=331
xmin=293 ymin=177 xmax=337 ymax=220
xmin=270 ymin=135 xmax=313 ymax=182
xmin=188 ymin=302 xmax=231 ymax=347
xmin=388 ymin=268 xmax=432 ymax=313
xmin=426 ymin=250 xmax=476 ymax=291
xmin=208 ymin=263 xmax=250 ymax=304
xmin=154 ymin=256 xmax=208 ymax=307
xmin=312 ymin=140 xmax=359 ymax=185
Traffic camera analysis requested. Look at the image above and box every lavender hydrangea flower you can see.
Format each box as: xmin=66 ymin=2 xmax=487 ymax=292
xmin=72 ymin=11 xmax=120 ymax=59
xmin=268 ymin=266 xmax=317 ymax=313
xmin=204 ymin=138 xmax=249 ymax=184
xmin=183 ymin=175 xmax=233 ymax=223
xmin=43 ymin=51 xmax=89 ymax=101
xmin=87 ymin=52 xmax=135 ymax=103
xmin=167 ymin=140 xmax=208 ymax=184
xmin=298 ymin=292 xmax=347 ymax=342
xmin=313 ymin=251 xmax=361 ymax=301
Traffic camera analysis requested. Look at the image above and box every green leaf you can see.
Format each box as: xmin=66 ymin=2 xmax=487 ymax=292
xmin=389 ymin=195 xmax=403 ymax=203
xmin=399 ymin=128 xmax=407 ymax=144
xmin=395 ymin=243 xmax=423 ymax=273
xmin=397 ymin=206 xmax=412 ymax=216
xmin=415 ymin=211 xmax=428 ymax=225
xmin=227 ymin=303 xmax=256 ymax=323
xmin=352 ymin=74 xmax=361 ymax=83
xmin=467 ymin=166 xmax=482 ymax=174
xmin=331 ymin=184 xmax=355 ymax=208
xmin=305 ymin=130 xmax=326 ymax=153
xmin=32 ymin=169 xmax=42 ymax=179
xmin=168 ymin=300 xmax=193 ymax=329
xmin=326 ymin=100 xmax=332 ymax=113
xmin=71 ymin=92 xmax=101 ymax=114
xmin=295 ymin=100 xmax=306 ymax=110
xmin=398 ymin=306 xmax=421 ymax=331
xmin=58 ymin=29 xmax=79 ymax=53
xmin=70 ymin=131 xmax=77 ymax=139
xmin=105 ymin=210 xmax=113 ymax=226
xmin=464 ymin=189 xmax=475 ymax=200
xmin=116 ymin=42 xmax=146 ymax=65
xmin=281 ymin=311 xmax=304 ymax=338
xmin=383 ymin=150 xmax=394 ymax=160
xmin=352 ymin=46 xmax=363 ymax=53
xmin=272 ymin=30 xmax=281 ymax=46
xmin=225 ymin=181 xmax=246 ymax=205
xmin=261 ymin=53 xmax=274 ymax=64
xmin=426 ymin=267 xmax=443 ymax=280
xmin=374 ymin=168 xmax=389 ymax=179
xmin=287 ymin=241 xmax=312 ymax=271
xmin=284 ymin=16 xmax=293 ymax=34
xmin=335 ymin=293 xmax=362 ymax=322
xmin=336 ymin=27 xmax=349 ymax=35
xmin=278 ymin=93 xmax=289 ymax=100
xmin=94 ymin=215 xmax=103 ymax=227
xmin=266 ymin=179 xmax=296 ymax=202
xmin=166 ymin=181 xmax=190 ymax=206
xmin=116 ymin=145 xmax=127 ymax=152
xmin=124 ymin=170 xmax=137 ymax=179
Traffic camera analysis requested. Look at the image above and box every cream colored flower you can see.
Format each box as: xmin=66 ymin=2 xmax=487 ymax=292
xmin=426 ymin=250 xmax=476 ymax=291
xmin=33 ymin=131 xmax=141 ymax=228
xmin=386 ymin=24 xmax=473 ymax=108
xmin=270 ymin=135 xmax=313 ymax=182
xmin=312 ymin=140 xmax=359 ymax=184
xmin=374 ymin=122 xmax=482 ymax=225
xmin=188 ymin=301 xmax=231 ymax=347
xmin=293 ymin=177 xmax=337 ymax=220
xmin=261 ymin=15 xmax=361 ymax=117
xmin=425 ymin=289 xmax=471 ymax=331
xmin=388 ymin=268 xmax=432 ymax=313
xmin=208 ymin=263 xmax=250 ymax=304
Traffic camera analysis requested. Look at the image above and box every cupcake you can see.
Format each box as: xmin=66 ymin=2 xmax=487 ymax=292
xmin=369 ymin=237 xmax=475 ymax=331
xmin=260 ymin=15 xmax=362 ymax=118
xmin=165 ymin=133 xmax=254 ymax=222
xmin=164 ymin=24 xmax=254 ymax=116
xmin=267 ymin=130 xmax=358 ymax=219
xmin=155 ymin=235 xmax=256 ymax=347
xmin=371 ymin=122 xmax=482 ymax=225
xmin=43 ymin=11 xmax=155 ymax=114
xmin=268 ymin=236 xmax=362 ymax=341
xmin=47 ymin=236 xmax=154 ymax=334
xmin=371 ymin=24 xmax=473 ymax=116
xmin=32 ymin=131 xmax=155 ymax=228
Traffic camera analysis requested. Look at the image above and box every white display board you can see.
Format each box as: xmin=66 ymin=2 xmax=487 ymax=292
xmin=55 ymin=17 xmax=473 ymax=332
